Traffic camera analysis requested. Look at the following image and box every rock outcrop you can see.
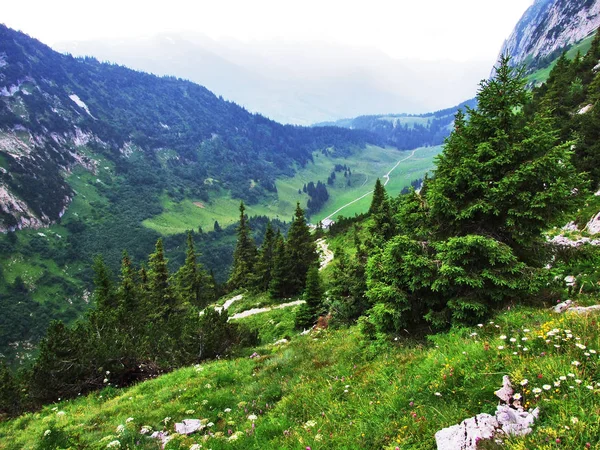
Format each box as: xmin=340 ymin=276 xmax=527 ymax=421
xmin=497 ymin=0 xmax=600 ymax=70
xmin=435 ymin=376 xmax=539 ymax=450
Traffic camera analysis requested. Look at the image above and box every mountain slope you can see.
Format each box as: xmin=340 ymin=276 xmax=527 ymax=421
xmin=56 ymin=34 xmax=491 ymax=125
xmin=314 ymin=98 xmax=477 ymax=150
xmin=498 ymin=0 xmax=600 ymax=70
xmin=0 ymin=24 xmax=379 ymax=233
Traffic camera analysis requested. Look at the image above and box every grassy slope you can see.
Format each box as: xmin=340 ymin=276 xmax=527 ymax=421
xmin=2 ymin=304 xmax=599 ymax=449
xmin=527 ymin=34 xmax=595 ymax=85
xmin=142 ymin=144 xmax=440 ymax=235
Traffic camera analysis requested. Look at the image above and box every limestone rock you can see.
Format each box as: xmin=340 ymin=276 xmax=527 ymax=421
xmin=494 ymin=375 xmax=514 ymax=403
xmin=586 ymin=212 xmax=600 ymax=235
xmin=568 ymin=304 xmax=600 ymax=315
xmin=174 ymin=419 xmax=203 ymax=435
xmin=435 ymin=413 xmax=498 ymax=450
xmin=554 ymin=299 xmax=573 ymax=313
xmin=564 ymin=275 xmax=576 ymax=287
xmin=496 ymin=404 xmax=539 ymax=436
xmin=561 ymin=221 xmax=579 ymax=232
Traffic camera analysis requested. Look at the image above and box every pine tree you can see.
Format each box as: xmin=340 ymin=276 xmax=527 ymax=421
xmin=0 ymin=362 xmax=21 ymax=416
xmin=367 ymin=179 xmax=396 ymax=244
xmin=117 ymin=250 xmax=138 ymax=314
xmin=365 ymin=56 xmax=586 ymax=333
xmin=147 ymin=238 xmax=175 ymax=317
xmin=175 ymin=231 xmax=203 ymax=307
xmin=228 ymin=202 xmax=257 ymax=289
xmin=428 ymin=55 xmax=585 ymax=260
xmin=253 ymin=221 xmax=275 ymax=292
xmin=269 ymin=231 xmax=289 ymax=298
xmin=295 ymin=266 xmax=324 ymax=329
xmin=286 ymin=203 xmax=318 ymax=295
xmin=369 ymin=178 xmax=385 ymax=214
xmin=92 ymin=255 xmax=116 ymax=311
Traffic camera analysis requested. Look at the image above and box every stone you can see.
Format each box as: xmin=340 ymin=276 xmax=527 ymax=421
xmin=435 ymin=414 xmax=498 ymax=450
xmin=174 ymin=419 xmax=203 ymax=435
xmin=554 ymin=299 xmax=573 ymax=313
xmin=496 ymin=404 xmax=539 ymax=436
xmin=494 ymin=375 xmax=514 ymax=403
xmin=586 ymin=212 xmax=600 ymax=235
xmin=567 ymin=304 xmax=600 ymax=315
xmin=561 ymin=221 xmax=579 ymax=232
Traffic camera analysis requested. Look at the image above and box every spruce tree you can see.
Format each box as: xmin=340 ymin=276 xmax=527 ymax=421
xmin=286 ymin=203 xmax=318 ymax=295
xmin=228 ymin=202 xmax=257 ymax=290
xmin=253 ymin=221 xmax=275 ymax=292
xmin=147 ymin=238 xmax=175 ymax=317
xmin=92 ymin=255 xmax=116 ymax=311
xmin=117 ymin=250 xmax=138 ymax=314
xmin=269 ymin=231 xmax=289 ymax=298
xmin=175 ymin=231 xmax=203 ymax=307
xmin=295 ymin=266 xmax=324 ymax=329
xmin=365 ymin=56 xmax=586 ymax=333
xmin=0 ymin=362 xmax=21 ymax=416
xmin=369 ymin=178 xmax=385 ymax=214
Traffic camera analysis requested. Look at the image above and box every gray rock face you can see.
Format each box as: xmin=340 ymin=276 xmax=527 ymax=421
xmin=497 ymin=0 xmax=600 ymax=69
xmin=586 ymin=212 xmax=600 ymax=235
xmin=435 ymin=414 xmax=498 ymax=450
xmin=435 ymin=376 xmax=539 ymax=449
xmin=174 ymin=419 xmax=203 ymax=435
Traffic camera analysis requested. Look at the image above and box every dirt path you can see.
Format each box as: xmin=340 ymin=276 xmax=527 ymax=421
xmin=228 ymin=299 xmax=305 ymax=321
xmin=323 ymin=149 xmax=418 ymax=221
xmin=316 ymin=238 xmax=334 ymax=271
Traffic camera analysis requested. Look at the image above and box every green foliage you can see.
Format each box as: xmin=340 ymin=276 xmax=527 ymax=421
xmin=285 ymin=203 xmax=319 ymax=295
xmin=363 ymin=56 xmax=586 ymax=334
xmin=227 ymin=203 xmax=257 ymax=290
xmin=295 ymin=267 xmax=324 ymax=329
xmin=0 ymin=362 xmax=21 ymax=417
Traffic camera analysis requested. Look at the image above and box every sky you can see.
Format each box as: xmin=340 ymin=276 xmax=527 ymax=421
xmin=2 ymin=0 xmax=534 ymax=62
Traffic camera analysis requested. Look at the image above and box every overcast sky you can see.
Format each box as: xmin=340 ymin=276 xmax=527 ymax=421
xmin=2 ymin=0 xmax=533 ymax=62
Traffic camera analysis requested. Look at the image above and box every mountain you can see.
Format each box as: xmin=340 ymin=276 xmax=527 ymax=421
xmin=498 ymin=0 xmax=600 ymax=71
xmin=0 ymin=24 xmax=380 ymax=234
xmin=313 ymin=98 xmax=477 ymax=150
xmin=0 ymin=24 xmax=388 ymax=356
xmin=56 ymin=34 xmax=491 ymax=125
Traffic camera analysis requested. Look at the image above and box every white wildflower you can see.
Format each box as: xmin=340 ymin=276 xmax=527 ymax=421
xmin=224 ymin=408 xmax=232 ymax=413
xmin=543 ymin=385 xmax=551 ymax=391
xmin=44 ymin=430 xmax=51 ymax=437
xmin=106 ymin=441 xmax=121 ymax=449
xmin=520 ymin=379 xmax=528 ymax=386
xmin=116 ymin=424 xmax=125 ymax=434
xmin=248 ymin=414 xmax=258 ymax=421
xmin=126 ymin=417 xmax=134 ymax=423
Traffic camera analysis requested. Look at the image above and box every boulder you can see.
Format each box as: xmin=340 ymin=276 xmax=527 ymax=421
xmin=496 ymin=404 xmax=539 ymax=436
xmin=493 ymin=375 xmax=513 ymax=403
xmin=435 ymin=414 xmax=498 ymax=450
xmin=586 ymin=212 xmax=600 ymax=235
xmin=174 ymin=419 xmax=203 ymax=435
xmin=554 ymin=299 xmax=573 ymax=313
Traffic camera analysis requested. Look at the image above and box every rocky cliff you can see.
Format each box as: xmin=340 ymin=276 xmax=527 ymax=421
xmin=498 ymin=0 xmax=600 ymax=69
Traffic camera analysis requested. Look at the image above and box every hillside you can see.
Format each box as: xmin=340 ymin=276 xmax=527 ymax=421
xmin=313 ymin=98 xmax=477 ymax=150
xmin=1 ymin=295 xmax=599 ymax=449
xmin=55 ymin=34 xmax=490 ymax=126
xmin=498 ymin=0 xmax=600 ymax=72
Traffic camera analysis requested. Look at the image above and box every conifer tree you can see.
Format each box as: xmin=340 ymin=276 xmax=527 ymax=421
xmin=295 ymin=266 xmax=324 ymax=329
xmin=269 ymin=230 xmax=289 ymax=298
xmin=369 ymin=178 xmax=385 ymax=214
xmin=92 ymin=255 xmax=116 ymax=311
xmin=117 ymin=250 xmax=138 ymax=314
xmin=175 ymin=231 xmax=203 ymax=307
xmin=0 ymin=362 xmax=21 ymax=416
xmin=367 ymin=179 xmax=396 ymax=244
xmin=253 ymin=221 xmax=275 ymax=292
xmin=365 ymin=56 xmax=586 ymax=333
xmin=286 ymin=203 xmax=318 ymax=295
xmin=228 ymin=202 xmax=257 ymax=289
xmin=147 ymin=238 xmax=175 ymax=317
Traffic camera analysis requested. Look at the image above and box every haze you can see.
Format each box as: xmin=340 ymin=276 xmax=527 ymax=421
xmin=2 ymin=0 xmax=534 ymax=124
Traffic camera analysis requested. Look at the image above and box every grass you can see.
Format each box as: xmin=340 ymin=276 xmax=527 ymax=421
xmin=2 ymin=302 xmax=599 ymax=449
xmin=527 ymin=34 xmax=595 ymax=85
xmin=142 ymin=145 xmax=440 ymax=234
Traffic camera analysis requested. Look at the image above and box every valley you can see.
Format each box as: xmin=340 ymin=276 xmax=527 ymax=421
xmin=2 ymin=1 xmax=600 ymax=448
